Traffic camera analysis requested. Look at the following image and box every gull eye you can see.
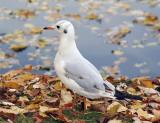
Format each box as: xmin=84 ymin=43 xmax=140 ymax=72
xmin=64 ymin=29 xmax=67 ymax=34
xmin=56 ymin=25 xmax=60 ymax=29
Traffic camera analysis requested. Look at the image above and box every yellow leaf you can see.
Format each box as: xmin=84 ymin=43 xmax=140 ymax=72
xmin=39 ymin=105 xmax=59 ymax=117
xmin=140 ymin=79 xmax=154 ymax=88
xmin=112 ymin=50 xmax=124 ymax=56
xmin=37 ymin=39 xmax=47 ymax=48
xmin=25 ymin=103 xmax=39 ymax=111
xmin=18 ymin=73 xmax=35 ymax=81
xmin=16 ymin=9 xmax=35 ymax=19
xmin=65 ymin=13 xmax=81 ymax=20
xmin=131 ymin=101 xmax=146 ymax=110
xmin=53 ymin=82 xmax=62 ymax=91
xmin=0 ymin=81 xmax=22 ymax=89
xmin=0 ymin=106 xmax=28 ymax=114
xmin=127 ymin=87 xmax=141 ymax=95
xmin=107 ymin=102 xmax=127 ymax=117
xmin=10 ymin=44 xmax=28 ymax=52
xmin=136 ymin=109 xmax=154 ymax=120
xmin=18 ymin=96 xmax=29 ymax=102
xmin=39 ymin=105 xmax=58 ymax=113
xmin=60 ymin=89 xmax=73 ymax=106
xmin=108 ymin=119 xmax=123 ymax=123
xmin=85 ymin=13 xmax=98 ymax=20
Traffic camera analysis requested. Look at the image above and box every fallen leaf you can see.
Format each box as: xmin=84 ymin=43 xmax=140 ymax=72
xmin=0 ymin=101 xmax=15 ymax=106
xmin=111 ymin=50 xmax=124 ymax=56
xmin=0 ymin=106 xmax=28 ymax=114
xmin=107 ymin=102 xmax=127 ymax=117
xmin=127 ymin=87 xmax=141 ymax=95
xmin=136 ymin=109 xmax=154 ymax=120
xmin=60 ymin=89 xmax=73 ymax=106
xmin=15 ymin=9 xmax=35 ymax=19
xmin=0 ymin=81 xmax=22 ymax=89
xmin=10 ymin=44 xmax=28 ymax=52
xmin=53 ymin=81 xmax=62 ymax=91
xmin=65 ymin=13 xmax=81 ymax=20
xmin=108 ymin=119 xmax=123 ymax=123
xmin=85 ymin=12 xmax=99 ymax=20
xmin=140 ymin=79 xmax=154 ymax=88
xmin=18 ymin=96 xmax=29 ymax=103
xmin=39 ymin=105 xmax=59 ymax=113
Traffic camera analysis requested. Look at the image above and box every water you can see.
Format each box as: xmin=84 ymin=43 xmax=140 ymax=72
xmin=0 ymin=0 xmax=160 ymax=78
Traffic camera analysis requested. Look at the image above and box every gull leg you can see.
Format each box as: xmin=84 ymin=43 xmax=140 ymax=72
xmin=83 ymin=97 xmax=87 ymax=111
xmin=72 ymin=93 xmax=77 ymax=109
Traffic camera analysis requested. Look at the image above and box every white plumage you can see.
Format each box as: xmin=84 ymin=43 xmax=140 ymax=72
xmin=44 ymin=20 xmax=116 ymax=99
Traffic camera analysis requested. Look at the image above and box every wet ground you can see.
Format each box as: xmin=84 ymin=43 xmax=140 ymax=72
xmin=0 ymin=0 xmax=160 ymax=78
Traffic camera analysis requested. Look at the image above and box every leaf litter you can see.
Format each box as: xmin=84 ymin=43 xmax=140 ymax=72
xmin=0 ymin=67 xmax=159 ymax=122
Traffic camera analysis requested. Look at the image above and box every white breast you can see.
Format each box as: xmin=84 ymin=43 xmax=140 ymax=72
xmin=54 ymin=53 xmax=81 ymax=92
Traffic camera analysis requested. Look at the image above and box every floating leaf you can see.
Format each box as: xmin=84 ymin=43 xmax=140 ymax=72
xmin=10 ymin=44 xmax=28 ymax=52
xmin=15 ymin=9 xmax=35 ymax=19
xmin=85 ymin=13 xmax=99 ymax=20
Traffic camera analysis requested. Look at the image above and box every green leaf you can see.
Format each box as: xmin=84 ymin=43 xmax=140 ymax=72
xmin=0 ymin=117 xmax=8 ymax=123
xmin=77 ymin=111 xmax=102 ymax=123
xmin=42 ymin=117 xmax=63 ymax=123
xmin=15 ymin=114 xmax=34 ymax=123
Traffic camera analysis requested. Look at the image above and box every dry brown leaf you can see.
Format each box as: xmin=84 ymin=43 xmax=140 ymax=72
xmin=16 ymin=9 xmax=35 ymax=19
xmin=136 ymin=109 xmax=154 ymax=120
xmin=60 ymin=89 xmax=73 ymax=106
xmin=25 ymin=103 xmax=39 ymax=111
xmin=112 ymin=50 xmax=124 ymax=56
xmin=53 ymin=82 xmax=62 ymax=91
xmin=39 ymin=105 xmax=59 ymax=117
xmin=140 ymin=79 xmax=154 ymax=88
xmin=0 ymin=81 xmax=22 ymax=89
xmin=130 ymin=101 xmax=146 ymax=110
xmin=107 ymin=102 xmax=127 ymax=117
xmin=85 ymin=13 xmax=99 ymax=20
xmin=45 ymin=12 xmax=62 ymax=21
xmin=134 ymin=14 xmax=158 ymax=26
xmin=151 ymin=109 xmax=160 ymax=122
xmin=0 ymin=101 xmax=15 ymax=106
xmin=10 ymin=44 xmax=28 ymax=52
xmin=106 ymin=25 xmax=131 ymax=44
xmin=0 ymin=106 xmax=28 ymax=114
xmin=65 ymin=13 xmax=81 ymax=20
xmin=150 ymin=95 xmax=160 ymax=103
xmin=39 ymin=105 xmax=59 ymax=113
xmin=18 ymin=96 xmax=29 ymax=102
xmin=18 ymin=73 xmax=35 ymax=81
xmin=127 ymin=87 xmax=141 ymax=95
xmin=3 ymin=69 xmax=23 ymax=78
xmin=33 ymin=82 xmax=45 ymax=89
xmin=108 ymin=119 xmax=123 ymax=123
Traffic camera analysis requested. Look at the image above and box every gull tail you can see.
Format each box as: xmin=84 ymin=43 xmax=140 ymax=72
xmin=114 ymin=90 xmax=142 ymax=100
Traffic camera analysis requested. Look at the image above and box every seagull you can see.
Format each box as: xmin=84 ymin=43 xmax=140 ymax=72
xmin=43 ymin=20 xmax=142 ymax=101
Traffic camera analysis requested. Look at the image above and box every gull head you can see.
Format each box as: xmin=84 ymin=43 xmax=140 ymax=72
xmin=43 ymin=20 xmax=75 ymax=39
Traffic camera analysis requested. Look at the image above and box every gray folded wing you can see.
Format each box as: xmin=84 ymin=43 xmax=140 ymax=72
xmin=64 ymin=59 xmax=106 ymax=93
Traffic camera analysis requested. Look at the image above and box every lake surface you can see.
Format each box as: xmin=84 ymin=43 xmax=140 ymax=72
xmin=0 ymin=0 xmax=160 ymax=78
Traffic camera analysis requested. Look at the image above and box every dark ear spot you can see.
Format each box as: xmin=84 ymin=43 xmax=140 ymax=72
xmin=56 ymin=25 xmax=60 ymax=29
xmin=64 ymin=29 xmax=67 ymax=34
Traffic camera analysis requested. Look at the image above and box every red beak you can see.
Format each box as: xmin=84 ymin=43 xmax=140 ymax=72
xmin=43 ymin=26 xmax=55 ymax=30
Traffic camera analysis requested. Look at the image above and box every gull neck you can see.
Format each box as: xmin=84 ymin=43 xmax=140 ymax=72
xmin=58 ymin=34 xmax=80 ymax=56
